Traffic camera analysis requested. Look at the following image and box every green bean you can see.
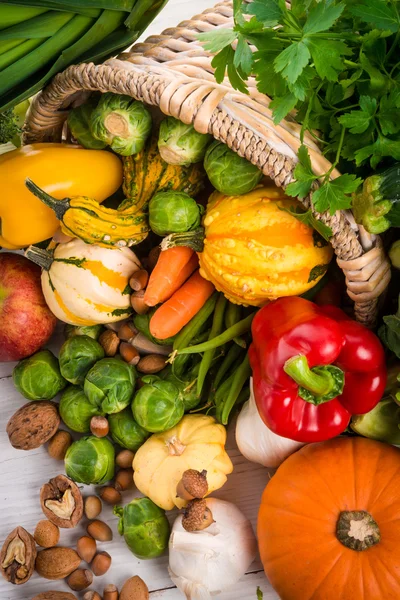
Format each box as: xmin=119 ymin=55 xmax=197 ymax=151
xmin=173 ymin=292 xmax=218 ymax=350
xmin=175 ymin=312 xmax=255 ymax=356
xmin=221 ymin=354 xmax=251 ymax=425
xmin=225 ymin=302 xmax=246 ymax=348
xmin=214 ymin=343 xmax=243 ymax=388
xmin=197 ymin=295 xmax=227 ymax=396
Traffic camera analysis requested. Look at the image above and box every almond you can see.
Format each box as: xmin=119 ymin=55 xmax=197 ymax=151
xmin=7 ymin=401 xmax=60 ymax=450
xmin=35 ymin=547 xmax=81 ymax=580
xmin=32 ymin=593 xmax=77 ymax=600
xmin=137 ymin=354 xmax=166 ymax=374
xmin=34 ymin=520 xmax=60 ymax=548
xmin=120 ymin=575 xmax=149 ymax=600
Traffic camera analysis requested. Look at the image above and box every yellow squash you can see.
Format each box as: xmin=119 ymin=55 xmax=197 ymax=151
xmin=133 ymin=414 xmax=233 ymax=510
xmin=198 ymin=186 xmax=333 ymax=305
xmin=0 ymin=144 xmax=123 ymax=249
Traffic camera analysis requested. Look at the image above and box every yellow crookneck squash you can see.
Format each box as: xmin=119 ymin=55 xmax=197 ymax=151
xmin=0 ymin=144 xmax=122 ymax=249
xmin=198 ymin=186 xmax=333 ymax=306
xmin=133 ymin=414 xmax=233 ymax=510
xmin=25 ymin=238 xmax=141 ymax=325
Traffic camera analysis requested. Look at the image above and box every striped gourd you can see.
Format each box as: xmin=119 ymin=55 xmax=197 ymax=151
xmin=25 ymin=238 xmax=141 ymax=325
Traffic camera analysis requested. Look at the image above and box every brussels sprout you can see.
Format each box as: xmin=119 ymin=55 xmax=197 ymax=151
xmin=108 ymin=408 xmax=149 ymax=451
xmin=84 ymin=358 xmax=136 ymax=414
xmin=114 ymin=497 xmax=170 ymax=559
xmin=65 ymin=436 xmax=115 ymax=484
xmin=351 ymin=398 xmax=400 ymax=445
xmin=133 ymin=311 xmax=175 ymax=346
xmin=158 ymin=117 xmax=212 ymax=166
xmin=67 ymin=100 xmax=107 ymax=150
xmin=164 ymin=372 xmax=201 ymax=411
xmin=13 ymin=350 xmax=67 ymax=401
xmin=64 ymin=324 xmax=104 ymax=340
xmin=59 ymin=335 xmax=105 ymax=386
xmin=204 ymin=141 xmax=263 ymax=195
xmin=148 ymin=191 xmax=202 ymax=236
xmin=132 ymin=377 xmax=184 ymax=432
xmin=90 ymin=93 xmax=152 ymax=156
xmin=59 ymin=385 xmax=103 ymax=433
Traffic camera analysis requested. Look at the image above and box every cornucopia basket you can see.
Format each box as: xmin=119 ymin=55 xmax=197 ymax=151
xmin=24 ymin=0 xmax=391 ymax=327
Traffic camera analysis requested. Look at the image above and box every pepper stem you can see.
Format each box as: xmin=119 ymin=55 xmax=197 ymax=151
xmin=336 ymin=510 xmax=380 ymax=551
xmin=25 ymin=245 xmax=54 ymax=271
xmin=284 ymin=355 xmax=344 ymax=405
xmin=160 ymin=228 xmax=205 ymax=253
xmin=25 ymin=178 xmax=70 ymax=220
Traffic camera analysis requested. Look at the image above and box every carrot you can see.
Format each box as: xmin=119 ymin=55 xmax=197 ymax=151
xmin=149 ymin=270 xmax=215 ymax=339
xmin=144 ymin=246 xmax=198 ymax=307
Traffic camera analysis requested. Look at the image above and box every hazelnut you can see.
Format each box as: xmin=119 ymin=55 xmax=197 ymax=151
xmin=40 ymin=475 xmax=83 ymax=528
xmin=0 ymin=526 xmax=36 ymax=585
xmin=76 ymin=536 xmax=97 ymax=563
xmin=91 ymin=551 xmax=111 ymax=576
xmin=90 ymin=416 xmax=109 ymax=438
xmin=47 ymin=430 xmax=72 ymax=460
xmin=129 ymin=269 xmax=149 ymax=291
xmin=99 ymin=330 xmax=120 ymax=357
xmin=120 ymin=576 xmax=149 ymax=600
xmin=99 ymin=486 xmax=122 ymax=505
xmin=176 ymin=469 xmax=208 ymax=501
xmin=137 ymin=354 xmax=166 ymax=374
xmin=182 ymin=499 xmax=215 ymax=532
xmin=83 ymin=592 xmax=102 ymax=600
xmin=130 ymin=290 xmax=149 ymax=315
xmin=34 ymin=520 xmax=60 ymax=548
xmin=118 ymin=322 xmax=137 ymax=342
xmin=87 ymin=520 xmax=113 ymax=542
xmin=84 ymin=496 xmax=102 ymax=520
xmin=119 ymin=342 xmax=140 ymax=366
xmin=115 ymin=469 xmax=133 ymax=492
xmin=67 ymin=568 xmax=93 ymax=591
xmin=116 ymin=449 xmax=135 ymax=469
xmin=104 ymin=584 xmax=119 ymax=600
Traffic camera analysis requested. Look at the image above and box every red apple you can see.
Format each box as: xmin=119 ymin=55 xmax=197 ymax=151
xmin=0 ymin=253 xmax=56 ymax=362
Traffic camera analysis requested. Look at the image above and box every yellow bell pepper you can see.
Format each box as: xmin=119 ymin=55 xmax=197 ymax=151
xmin=0 ymin=143 xmax=123 ymax=249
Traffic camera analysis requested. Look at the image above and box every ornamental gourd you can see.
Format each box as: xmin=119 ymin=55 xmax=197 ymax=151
xmin=25 ymin=238 xmax=141 ymax=326
xmin=133 ymin=414 xmax=233 ymax=510
xmin=258 ymin=437 xmax=400 ymax=600
xmin=198 ymin=186 xmax=333 ymax=306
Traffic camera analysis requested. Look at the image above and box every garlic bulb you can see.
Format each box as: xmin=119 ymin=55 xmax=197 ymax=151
xmin=236 ymin=379 xmax=304 ymax=468
xmin=168 ymin=498 xmax=257 ymax=599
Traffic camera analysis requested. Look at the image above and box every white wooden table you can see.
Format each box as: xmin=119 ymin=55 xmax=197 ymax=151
xmin=0 ymin=2 xmax=279 ymax=598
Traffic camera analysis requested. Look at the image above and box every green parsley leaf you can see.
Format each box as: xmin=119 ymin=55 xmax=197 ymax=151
xmin=350 ymin=0 xmax=399 ymax=33
xmin=359 ymin=96 xmax=378 ymax=116
xmin=286 ymin=144 xmax=318 ymax=198
xmin=355 ymin=135 xmax=400 ymax=168
xmin=279 ymin=205 xmax=333 ymax=241
xmin=378 ymin=91 xmax=400 ymax=136
xmin=270 ymin=92 xmax=298 ymax=123
xmin=244 ymin=0 xmax=282 ymax=27
xmin=312 ymin=174 xmax=362 ymax=215
xmin=234 ymin=34 xmax=254 ymax=76
xmin=211 ymin=46 xmax=232 ymax=83
xmin=254 ymin=58 xmax=287 ymax=96
xmin=257 ymin=587 xmax=263 ymax=600
xmin=305 ymin=39 xmax=349 ymax=82
xmin=338 ymin=97 xmax=376 ymax=134
xmin=227 ymin=60 xmax=249 ymax=94
xmin=197 ymin=29 xmax=238 ymax=53
xmin=274 ymin=41 xmax=310 ymax=84
xmin=303 ymin=1 xmax=345 ymax=35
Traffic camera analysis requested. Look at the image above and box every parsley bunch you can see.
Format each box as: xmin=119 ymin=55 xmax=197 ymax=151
xmin=199 ymin=0 xmax=400 ymax=216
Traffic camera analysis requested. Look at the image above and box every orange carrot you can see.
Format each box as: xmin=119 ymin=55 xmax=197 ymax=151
xmin=144 ymin=247 xmax=198 ymax=307
xmin=149 ymin=270 xmax=215 ymax=339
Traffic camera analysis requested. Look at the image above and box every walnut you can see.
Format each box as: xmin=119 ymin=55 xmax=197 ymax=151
xmin=40 ymin=475 xmax=83 ymax=528
xmin=0 ymin=526 xmax=36 ymax=585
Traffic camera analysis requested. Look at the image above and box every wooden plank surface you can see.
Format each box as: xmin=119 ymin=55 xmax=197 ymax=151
xmin=0 ymin=2 xmax=280 ymax=598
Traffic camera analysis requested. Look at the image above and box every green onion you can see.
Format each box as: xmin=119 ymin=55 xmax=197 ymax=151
xmin=0 ymin=38 xmax=26 ymax=55
xmin=0 ymin=11 xmax=75 ymax=40
xmin=0 ymin=5 xmax=47 ymax=30
xmin=0 ymin=38 xmax=45 ymax=71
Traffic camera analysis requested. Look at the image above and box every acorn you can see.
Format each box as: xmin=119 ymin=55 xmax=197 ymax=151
xmin=176 ymin=469 xmax=208 ymax=501
xmin=181 ymin=499 xmax=214 ymax=532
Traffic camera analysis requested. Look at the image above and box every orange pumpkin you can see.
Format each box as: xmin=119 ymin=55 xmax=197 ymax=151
xmin=258 ymin=437 xmax=400 ymax=600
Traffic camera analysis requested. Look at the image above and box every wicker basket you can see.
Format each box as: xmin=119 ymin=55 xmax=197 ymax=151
xmin=24 ymin=0 xmax=391 ymax=327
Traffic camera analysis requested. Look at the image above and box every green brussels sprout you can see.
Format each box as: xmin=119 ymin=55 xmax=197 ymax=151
xmin=64 ymin=324 xmax=104 ymax=340
xmin=158 ymin=117 xmax=212 ymax=166
xmin=351 ymin=398 xmax=400 ymax=445
xmin=132 ymin=376 xmax=184 ymax=432
xmin=108 ymin=408 xmax=149 ymax=451
xmin=13 ymin=350 xmax=67 ymax=401
xmin=204 ymin=140 xmax=263 ymax=195
xmin=114 ymin=497 xmax=170 ymax=559
xmin=164 ymin=372 xmax=201 ymax=411
xmin=59 ymin=335 xmax=105 ymax=385
xmin=65 ymin=436 xmax=115 ymax=485
xmin=133 ymin=311 xmax=175 ymax=346
xmin=59 ymin=385 xmax=103 ymax=433
xmin=90 ymin=93 xmax=152 ymax=156
xmin=84 ymin=358 xmax=136 ymax=414
xmin=148 ymin=191 xmax=202 ymax=236
xmin=67 ymin=100 xmax=107 ymax=150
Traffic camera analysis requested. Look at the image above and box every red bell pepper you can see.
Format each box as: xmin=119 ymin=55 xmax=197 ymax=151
xmin=249 ymin=297 xmax=387 ymax=443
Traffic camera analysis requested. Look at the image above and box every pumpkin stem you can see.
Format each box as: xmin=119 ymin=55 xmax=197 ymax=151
xmin=160 ymin=228 xmax=205 ymax=253
xmin=167 ymin=436 xmax=186 ymax=456
xmin=284 ymin=355 xmax=345 ymax=405
xmin=25 ymin=178 xmax=70 ymax=221
xmin=336 ymin=510 xmax=381 ymax=551
xmin=25 ymin=245 xmax=54 ymax=271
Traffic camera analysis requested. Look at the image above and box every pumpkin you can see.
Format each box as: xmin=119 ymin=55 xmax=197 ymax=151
xmin=122 ymin=135 xmax=206 ymax=212
xmin=25 ymin=238 xmax=141 ymax=326
xmin=198 ymin=186 xmax=333 ymax=306
xmin=133 ymin=414 xmax=233 ymax=510
xmin=258 ymin=437 xmax=400 ymax=600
